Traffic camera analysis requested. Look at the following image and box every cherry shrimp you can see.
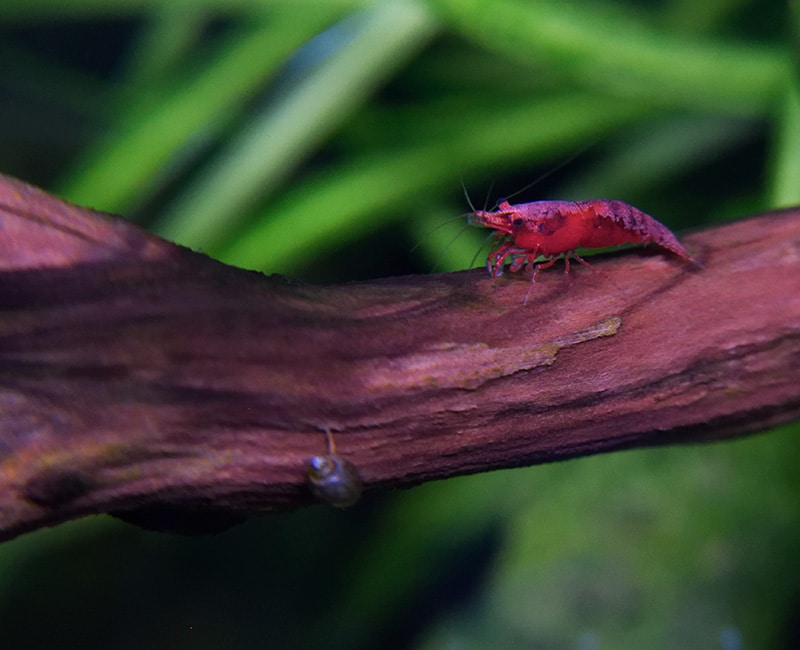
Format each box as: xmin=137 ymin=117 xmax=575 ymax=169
xmin=468 ymin=198 xmax=695 ymax=299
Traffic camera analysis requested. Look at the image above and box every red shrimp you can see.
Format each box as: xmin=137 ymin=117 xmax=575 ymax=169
xmin=469 ymin=199 xmax=694 ymax=283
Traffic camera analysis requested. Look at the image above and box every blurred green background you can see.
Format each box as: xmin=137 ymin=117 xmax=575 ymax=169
xmin=0 ymin=0 xmax=798 ymax=648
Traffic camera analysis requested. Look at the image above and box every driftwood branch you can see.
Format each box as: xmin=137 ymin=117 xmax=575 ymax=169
xmin=0 ymin=173 xmax=798 ymax=541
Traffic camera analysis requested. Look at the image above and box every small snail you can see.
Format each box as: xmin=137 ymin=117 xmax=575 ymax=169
xmin=307 ymin=429 xmax=363 ymax=508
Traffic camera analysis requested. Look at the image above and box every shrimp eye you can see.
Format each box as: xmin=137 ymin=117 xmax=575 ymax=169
xmin=307 ymin=454 xmax=363 ymax=508
xmin=512 ymin=217 xmax=525 ymax=227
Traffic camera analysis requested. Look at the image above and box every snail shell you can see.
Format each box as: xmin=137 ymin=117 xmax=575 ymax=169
xmin=307 ymin=454 xmax=363 ymax=508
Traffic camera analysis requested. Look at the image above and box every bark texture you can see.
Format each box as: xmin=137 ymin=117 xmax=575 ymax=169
xmin=0 ymin=173 xmax=798 ymax=541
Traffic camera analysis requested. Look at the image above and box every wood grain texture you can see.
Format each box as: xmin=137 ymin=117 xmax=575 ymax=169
xmin=0 ymin=173 xmax=798 ymax=541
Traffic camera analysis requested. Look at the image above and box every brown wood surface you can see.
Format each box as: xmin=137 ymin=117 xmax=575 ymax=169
xmin=0 ymin=173 xmax=798 ymax=541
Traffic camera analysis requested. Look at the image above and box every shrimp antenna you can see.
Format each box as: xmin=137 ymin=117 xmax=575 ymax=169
xmin=461 ymin=178 xmax=497 ymax=212
xmin=460 ymin=178 xmax=477 ymax=213
xmin=483 ymin=180 xmax=495 ymax=211
xmin=428 ymin=222 xmax=474 ymax=272
xmin=409 ymin=211 xmax=473 ymax=256
xmin=469 ymin=231 xmax=497 ymax=270
xmin=501 ymin=141 xmax=598 ymax=204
